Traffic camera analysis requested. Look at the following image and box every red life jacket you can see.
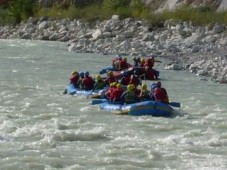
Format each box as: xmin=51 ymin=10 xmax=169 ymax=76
xmin=105 ymin=76 xmax=116 ymax=85
xmin=70 ymin=74 xmax=79 ymax=87
xmin=145 ymin=58 xmax=154 ymax=68
xmin=112 ymin=88 xmax=124 ymax=102
xmin=153 ymin=87 xmax=169 ymax=103
xmin=145 ymin=69 xmax=155 ymax=80
xmin=105 ymin=87 xmax=115 ymax=100
xmin=129 ymin=77 xmax=141 ymax=87
xmin=121 ymin=76 xmax=131 ymax=85
xmin=82 ymin=77 xmax=94 ymax=90
xmin=119 ymin=60 xmax=128 ymax=70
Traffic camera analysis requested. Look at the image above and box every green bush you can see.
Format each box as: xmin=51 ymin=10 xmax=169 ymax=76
xmin=2 ymin=1 xmax=227 ymax=26
xmin=8 ymin=0 xmax=38 ymax=24
xmin=102 ymin=0 xmax=130 ymax=10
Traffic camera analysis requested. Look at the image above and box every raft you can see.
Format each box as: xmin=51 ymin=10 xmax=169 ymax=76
xmin=66 ymin=83 xmax=107 ymax=97
xmin=66 ymin=83 xmax=91 ymax=95
xmin=99 ymin=66 xmax=159 ymax=80
xmin=97 ymin=100 xmax=176 ymax=117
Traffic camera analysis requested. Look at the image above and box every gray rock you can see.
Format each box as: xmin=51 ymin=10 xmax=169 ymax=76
xmin=38 ymin=21 xmax=49 ymax=30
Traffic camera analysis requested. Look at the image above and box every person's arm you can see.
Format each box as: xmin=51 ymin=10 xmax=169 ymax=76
xmin=120 ymin=92 xmax=126 ymax=102
xmin=92 ymin=82 xmax=97 ymax=92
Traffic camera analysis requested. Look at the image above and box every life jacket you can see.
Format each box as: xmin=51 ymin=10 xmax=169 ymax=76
xmin=105 ymin=76 xmax=116 ymax=86
xmin=145 ymin=69 xmax=155 ymax=80
xmin=82 ymin=76 xmax=94 ymax=90
xmin=129 ymin=76 xmax=141 ymax=87
xmin=112 ymin=88 xmax=124 ymax=102
xmin=105 ymin=87 xmax=115 ymax=100
xmin=145 ymin=58 xmax=154 ymax=68
xmin=119 ymin=60 xmax=128 ymax=70
xmin=124 ymin=91 xmax=136 ymax=104
xmin=139 ymin=90 xmax=150 ymax=101
xmin=95 ymin=79 xmax=105 ymax=90
xmin=153 ymin=87 xmax=169 ymax=103
xmin=70 ymin=74 xmax=79 ymax=87
xmin=120 ymin=76 xmax=131 ymax=86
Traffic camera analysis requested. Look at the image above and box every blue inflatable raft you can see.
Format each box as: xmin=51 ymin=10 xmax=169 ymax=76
xmin=93 ymin=100 xmax=180 ymax=117
xmin=66 ymin=83 xmax=108 ymax=98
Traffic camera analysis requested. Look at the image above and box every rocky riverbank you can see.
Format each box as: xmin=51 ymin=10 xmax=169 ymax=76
xmin=0 ymin=15 xmax=226 ymax=83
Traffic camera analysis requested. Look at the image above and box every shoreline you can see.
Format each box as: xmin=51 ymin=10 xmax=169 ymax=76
xmin=0 ymin=15 xmax=226 ymax=83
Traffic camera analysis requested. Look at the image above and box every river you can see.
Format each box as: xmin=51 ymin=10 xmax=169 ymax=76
xmin=0 ymin=39 xmax=227 ymax=170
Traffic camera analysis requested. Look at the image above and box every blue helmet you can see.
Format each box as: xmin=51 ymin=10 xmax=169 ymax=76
xmin=150 ymin=83 xmax=157 ymax=90
xmin=79 ymin=72 xmax=85 ymax=78
xmin=85 ymin=71 xmax=89 ymax=77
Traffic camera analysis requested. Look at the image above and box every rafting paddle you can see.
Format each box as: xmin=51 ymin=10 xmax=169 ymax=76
xmin=91 ymin=99 xmax=107 ymax=105
xmin=169 ymin=102 xmax=181 ymax=108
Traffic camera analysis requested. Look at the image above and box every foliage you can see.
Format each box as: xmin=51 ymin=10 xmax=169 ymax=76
xmin=102 ymin=0 xmax=130 ymax=10
xmin=0 ymin=7 xmax=9 ymax=25
xmin=159 ymin=6 xmax=227 ymax=25
xmin=2 ymin=1 xmax=227 ymax=26
xmin=7 ymin=0 xmax=38 ymax=24
xmin=130 ymin=0 xmax=151 ymax=19
xmin=73 ymin=0 xmax=103 ymax=8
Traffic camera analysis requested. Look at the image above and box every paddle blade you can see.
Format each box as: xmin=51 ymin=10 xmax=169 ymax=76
xmin=90 ymin=94 xmax=102 ymax=99
xmin=91 ymin=99 xmax=106 ymax=105
xmin=113 ymin=110 xmax=129 ymax=115
xmin=169 ymin=102 xmax=181 ymax=108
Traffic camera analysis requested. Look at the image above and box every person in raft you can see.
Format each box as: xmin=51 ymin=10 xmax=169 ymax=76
xmin=121 ymin=84 xmax=138 ymax=104
xmin=77 ymin=72 xmax=85 ymax=89
xmin=70 ymin=71 xmax=79 ymax=88
xmin=118 ymin=57 xmax=129 ymax=70
xmin=92 ymin=74 xmax=106 ymax=91
xmin=119 ymin=71 xmax=131 ymax=86
xmin=82 ymin=71 xmax=94 ymax=90
xmin=104 ymin=82 xmax=117 ymax=101
xmin=104 ymin=71 xmax=116 ymax=86
xmin=144 ymin=54 xmax=162 ymax=69
xmin=139 ymin=84 xmax=151 ymax=101
xmin=151 ymin=81 xmax=169 ymax=104
xmin=112 ymin=54 xmax=122 ymax=71
xmin=129 ymin=72 xmax=142 ymax=87
xmin=112 ymin=83 xmax=124 ymax=103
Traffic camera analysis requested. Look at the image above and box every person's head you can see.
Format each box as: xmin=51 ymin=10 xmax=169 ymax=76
xmin=127 ymin=84 xmax=133 ymax=91
xmin=108 ymin=71 xmax=113 ymax=76
xmin=141 ymin=58 xmax=145 ymax=63
xmin=150 ymin=82 xmax=157 ymax=90
xmin=148 ymin=54 xmax=155 ymax=61
xmin=156 ymin=81 xmax=161 ymax=87
xmin=71 ymin=71 xmax=78 ymax=76
xmin=79 ymin=72 xmax=85 ymax=78
xmin=110 ymin=82 xmax=114 ymax=87
xmin=123 ymin=57 xmax=127 ymax=62
xmin=85 ymin=71 xmax=89 ymax=77
xmin=112 ymin=82 xmax=118 ymax=88
xmin=136 ymin=57 xmax=141 ymax=62
xmin=141 ymin=84 xmax=147 ymax=90
xmin=96 ymin=74 xmax=101 ymax=81
xmin=117 ymin=83 xmax=122 ymax=89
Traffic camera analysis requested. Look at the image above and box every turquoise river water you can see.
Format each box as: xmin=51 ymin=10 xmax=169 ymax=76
xmin=0 ymin=39 xmax=227 ymax=170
